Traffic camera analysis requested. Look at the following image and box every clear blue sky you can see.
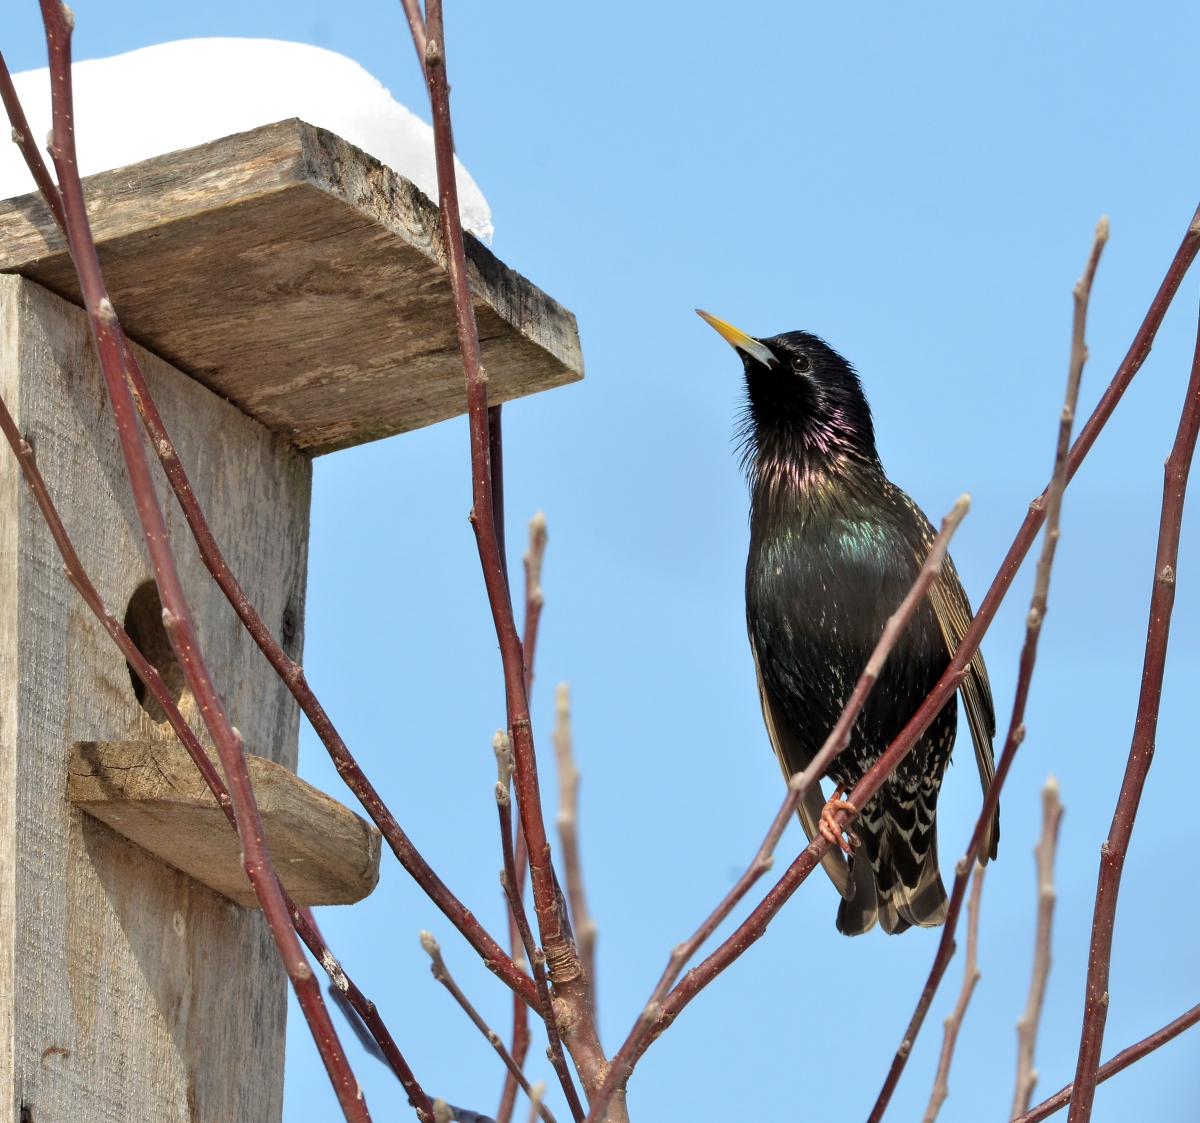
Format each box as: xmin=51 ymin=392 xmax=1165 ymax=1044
xmin=7 ymin=3 xmax=1200 ymax=1121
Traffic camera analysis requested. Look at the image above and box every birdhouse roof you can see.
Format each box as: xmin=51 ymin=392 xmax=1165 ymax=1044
xmin=0 ymin=118 xmax=583 ymax=454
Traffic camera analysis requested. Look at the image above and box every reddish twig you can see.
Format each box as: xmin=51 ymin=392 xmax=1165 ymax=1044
xmin=585 ymin=495 xmax=970 ymax=1119
xmin=0 ymin=47 xmax=65 ymax=229
xmin=35 ymin=5 xmax=366 ymax=1117
xmin=866 ymin=216 xmax=1107 ymax=1123
xmin=0 ymin=43 xmax=536 ymax=1019
xmin=495 ymin=733 xmax=585 ymax=1121
xmin=1013 ymin=777 xmax=1065 ymax=1119
xmin=553 ymin=684 xmax=598 ymax=1004
xmin=1012 ymin=1003 xmax=1200 ymax=1118
xmin=921 ymin=863 xmax=986 ymax=1123
xmin=498 ymin=525 xmax=546 ymax=1123
xmin=416 ymin=0 xmax=609 ymax=1105
xmin=500 ymin=513 xmax=546 ymax=1123
xmin=420 ymin=932 xmax=557 ymax=1123
xmin=397 ymin=0 xmax=428 ymax=78
xmin=0 ymin=390 xmax=432 ymax=1120
xmin=1013 ymin=1002 xmax=1200 ymax=1123
xmin=1067 ymin=296 xmax=1200 ymax=1123
xmin=630 ymin=201 xmax=1199 ymax=1067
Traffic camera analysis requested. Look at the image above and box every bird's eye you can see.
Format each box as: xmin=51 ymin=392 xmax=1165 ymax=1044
xmin=791 ymin=355 xmax=812 ymax=374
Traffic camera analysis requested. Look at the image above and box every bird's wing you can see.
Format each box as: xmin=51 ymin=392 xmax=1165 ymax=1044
xmin=925 ymin=554 xmax=1000 ymax=861
xmin=750 ymin=636 xmax=853 ymax=898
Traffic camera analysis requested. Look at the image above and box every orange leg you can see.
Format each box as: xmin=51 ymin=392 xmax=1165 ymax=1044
xmin=819 ymin=784 xmax=860 ymax=855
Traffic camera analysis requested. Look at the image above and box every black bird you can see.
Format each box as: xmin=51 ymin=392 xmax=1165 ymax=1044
xmin=698 ymin=310 xmax=998 ymax=936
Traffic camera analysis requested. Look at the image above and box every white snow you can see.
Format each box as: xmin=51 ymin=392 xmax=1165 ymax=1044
xmin=0 ymin=38 xmax=493 ymax=243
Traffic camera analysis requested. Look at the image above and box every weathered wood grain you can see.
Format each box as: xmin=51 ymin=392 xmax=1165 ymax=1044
xmin=0 ymin=119 xmax=584 ymax=454
xmin=69 ymin=741 xmax=381 ymax=909
xmin=0 ymin=273 xmax=315 ymax=1121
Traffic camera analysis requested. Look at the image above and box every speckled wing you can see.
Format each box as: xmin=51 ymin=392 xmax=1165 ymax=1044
xmin=749 ymin=636 xmax=854 ymax=900
xmin=926 ymin=555 xmax=1000 ymax=861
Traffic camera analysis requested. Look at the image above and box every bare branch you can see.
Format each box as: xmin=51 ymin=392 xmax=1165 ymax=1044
xmin=414 ymin=2 xmax=610 ymax=1105
xmin=1013 ymin=778 xmax=1065 ymax=1119
xmin=501 ymin=513 xmax=548 ymax=1123
xmin=866 ymin=217 xmax=1108 ymax=1123
xmin=1014 ymin=1000 xmax=1200 ymax=1123
xmin=1068 ymin=278 xmax=1200 ymax=1123
xmin=922 ymin=863 xmax=986 ymax=1123
xmin=585 ymin=495 xmax=970 ymax=1119
xmin=0 ymin=47 xmax=65 ymax=229
xmin=494 ymin=733 xmax=584 ymax=1122
xmin=420 ymin=932 xmax=557 ymax=1123
xmin=553 ymin=684 xmax=598 ymax=1001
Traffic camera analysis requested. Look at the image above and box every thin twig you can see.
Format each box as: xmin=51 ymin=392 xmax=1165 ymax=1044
xmin=397 ymin=0 xmax=428 ymax=78
xmin=0 ymin=392 xmax=433 ymax=1121
xmin=865 ymin=217 xmax=1108 ymax=1123
xmin=494 ymin=733 xmax=584 ymax=1120
xmin=500 ymin=514 xmax=547 ymax=1123
xmin=35 ymin=6 xmax=365 ymax=1117
xmin=1013 ymin=777 xmax=1065 ymax=1119
xmin=415 ymin=2 xmax=609 ymax=1107
xmin=584 ymin=495 xmax=970 ymax=1120
xmin=0 ymin=47 xmax=65 ymax=229
xmin=420 ymin=932 xmax=557 ymax=1123
xmin=0 ymin=43 xmax=537 ymax=1019
xmin=1013 ymin=1000 xmax=1200 ymax=1123
xmin=523 ymin=513 xmax=548 ymax=695
xmin=553 ymin=684 xmax=598 ymax=1001
xmin=1067 ymin=295 xmax=1200 ymax=1123
xmin=526 ymin=1083 xmax=547 ymax=1123
xmin=921 ymin=863 xmax=986 ymax=1123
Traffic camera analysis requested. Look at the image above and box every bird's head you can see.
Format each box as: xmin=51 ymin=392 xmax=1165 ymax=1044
xmin=697 ymin=310 xmax=880 ymax=490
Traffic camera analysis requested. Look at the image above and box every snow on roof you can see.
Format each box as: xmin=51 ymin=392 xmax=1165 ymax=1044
xmin=0 ymin=37 xmax=493 ymax=243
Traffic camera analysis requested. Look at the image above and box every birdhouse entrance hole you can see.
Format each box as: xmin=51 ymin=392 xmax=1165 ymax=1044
xmin=124 ymin=579 xmax=188 ymax=723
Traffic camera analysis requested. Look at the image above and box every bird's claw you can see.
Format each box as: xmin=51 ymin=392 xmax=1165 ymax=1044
xmin=819 ymin=785 xmax=860 ymax=855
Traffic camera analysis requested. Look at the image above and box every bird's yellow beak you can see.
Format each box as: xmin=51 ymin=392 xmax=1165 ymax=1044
xmin=695 ymin=309 xmax=778 ymax=367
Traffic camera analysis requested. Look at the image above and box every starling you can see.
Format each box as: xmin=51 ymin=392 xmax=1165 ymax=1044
xmin=698 ymin=310 xmax=999 ymax=936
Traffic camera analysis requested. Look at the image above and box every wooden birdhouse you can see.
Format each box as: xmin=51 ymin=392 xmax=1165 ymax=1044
xmin=0 ymin=119 xmax=582 ymax=1121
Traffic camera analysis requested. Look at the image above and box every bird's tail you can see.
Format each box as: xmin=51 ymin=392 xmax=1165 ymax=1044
xmin=836 ymin=789 xmax=948 ymax=936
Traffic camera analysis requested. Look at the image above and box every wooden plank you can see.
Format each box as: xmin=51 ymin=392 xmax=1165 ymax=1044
xmin=0 ymin=119 xmax=584 ymax=454
xmin=69 ymin=741 xmax=381 ymax=909
xmin=0 ymin=273 xmax=313 ymax=1121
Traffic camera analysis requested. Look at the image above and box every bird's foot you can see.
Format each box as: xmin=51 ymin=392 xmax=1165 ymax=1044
xmin=819 ymin=785 xmax=860 ymax=855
